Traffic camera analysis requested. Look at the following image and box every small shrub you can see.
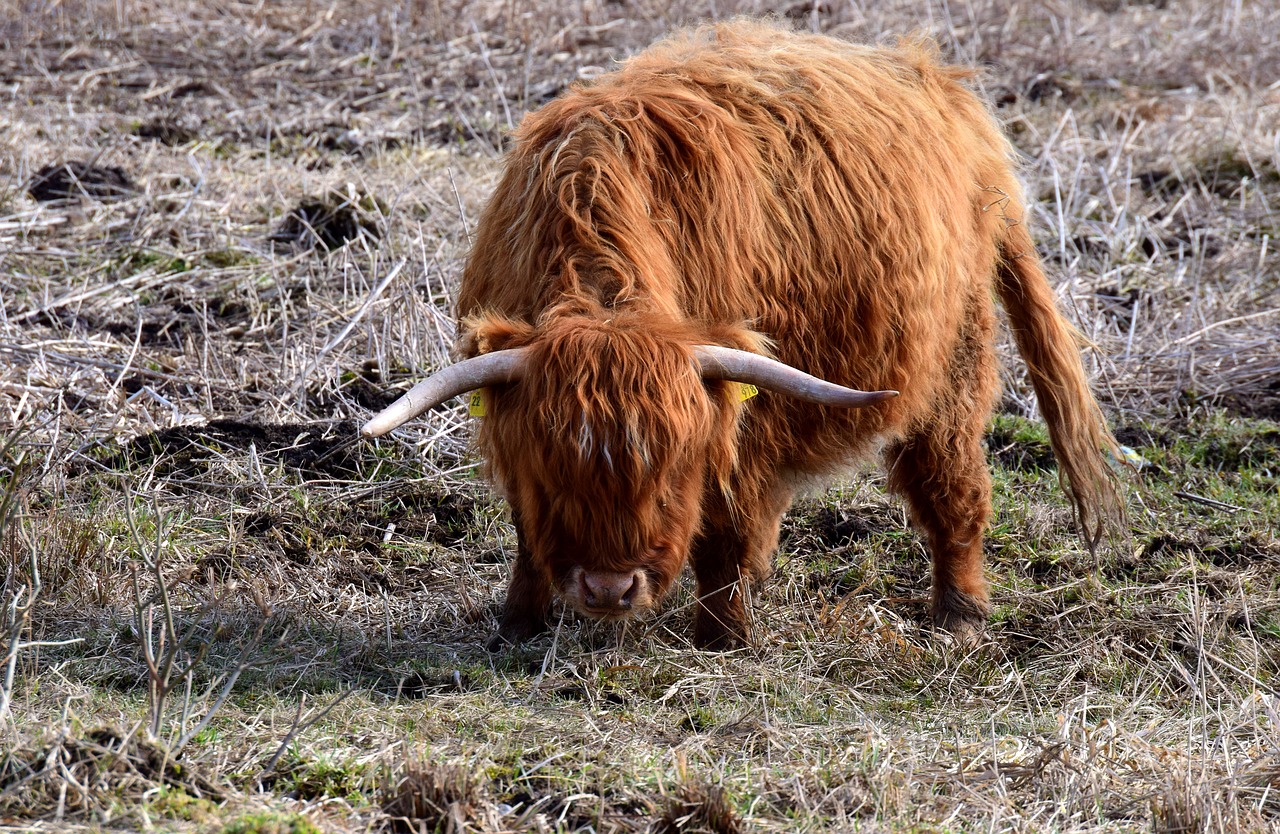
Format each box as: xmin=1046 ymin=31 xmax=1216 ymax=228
xmin=220 ymin=812 xmax=322 ymax=834
xmin=654 ymin=783 xmax=740 ymax=834
xmin=381 ymin=756 xmax=483 ymax=833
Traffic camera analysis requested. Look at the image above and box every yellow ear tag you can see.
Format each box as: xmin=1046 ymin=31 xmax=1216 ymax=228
xmin=468 ymin=389 xmax=487 ymax=417
xmin=736 ymin=383 xmax=759 ymax=402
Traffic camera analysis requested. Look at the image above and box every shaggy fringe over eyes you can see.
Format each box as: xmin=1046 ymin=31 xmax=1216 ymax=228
xmin=469 ymin=306 xmax=748 ymax=558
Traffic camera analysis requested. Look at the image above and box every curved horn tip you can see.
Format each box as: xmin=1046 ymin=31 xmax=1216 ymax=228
xmin=360 ymin=405 xmax=415 ymax=438
xmin=355 ymin=348 xmax=529 ymax=440
xmin=360 ymin=418 xmax=395 ymax=438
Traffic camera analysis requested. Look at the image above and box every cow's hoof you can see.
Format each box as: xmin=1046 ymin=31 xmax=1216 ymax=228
xmin=934 ymin=614 xmax=986 ymax=648
xmin=693 ymin=621 xmax=750 ymax=652
xmin=487 ymin=615 xmax=546 ymax=651
xmin=931 ymin=588 xmax=991 ymax=648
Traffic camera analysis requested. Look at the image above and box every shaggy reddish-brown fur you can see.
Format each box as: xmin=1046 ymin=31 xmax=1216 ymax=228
xmin=457 ymin=20 xmax=1123 ymax=649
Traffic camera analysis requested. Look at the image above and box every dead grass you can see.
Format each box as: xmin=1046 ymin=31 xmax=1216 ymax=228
xmin=2 ymin=0 xmax=1279 ymax=831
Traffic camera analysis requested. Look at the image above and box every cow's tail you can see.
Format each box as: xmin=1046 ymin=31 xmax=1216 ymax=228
xmin=995 ymin=221 xmax=1124 ymax=552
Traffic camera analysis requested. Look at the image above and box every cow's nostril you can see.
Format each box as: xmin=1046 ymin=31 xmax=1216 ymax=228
xmin=619 ymin=573 xmax=638 ymax=606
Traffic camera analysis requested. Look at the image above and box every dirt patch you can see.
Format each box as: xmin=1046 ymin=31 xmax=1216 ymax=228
xmin=226 ymin=486 xmax=491 ymax=577
xmin=801 ymin=506 xmax=892 ymax=549
xmin=132 ymin=115 xmax=200 ymax=145
xmin=1143 ymin=531 xmax=1280 ymax=569
xmin=1113 ymin=423 xmax=1174 ymax=450
xmin=308 ymin=369 xmax=401 ymax=415
xmin=119 ymin=419 xmax=361 ymax=479
xmin=26 ymin=160 xmax=135 ymax=202
xmin=324 ymin=487 xmax=488 ymax=555
xmin=268 ymin=191 xmax=385 ymax=252
xmin=1094 ymin=284 xmax=1144 ymax=327
xmin=1223 ymin=379 xmax=1280 ymax=422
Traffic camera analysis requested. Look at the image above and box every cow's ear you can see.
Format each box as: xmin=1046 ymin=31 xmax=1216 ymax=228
xmin=704 ymin=322 xmax=772 ymax=356
xmin=458 ymin=313 xmax=535 ymax=357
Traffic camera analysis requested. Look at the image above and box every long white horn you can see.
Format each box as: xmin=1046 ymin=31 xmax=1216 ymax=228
xmin=360 ymin=348 xmax=528 ymax=437
xmin=694 ymin=345 xmax=897 ymax=408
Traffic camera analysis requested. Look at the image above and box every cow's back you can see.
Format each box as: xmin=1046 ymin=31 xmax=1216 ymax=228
xmin=459 ymin=20 xmax=1025 ymax=472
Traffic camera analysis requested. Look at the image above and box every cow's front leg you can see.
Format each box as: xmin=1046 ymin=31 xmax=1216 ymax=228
xmin=691 ymin=486 xmax=790 ymax=650
xmin=691 ymin=535 xmax=751 ymax=650
xmin=488 ymin=520 xmax=551 ymax=650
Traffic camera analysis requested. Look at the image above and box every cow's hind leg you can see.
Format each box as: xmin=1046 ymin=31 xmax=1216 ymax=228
xmin=886 ymin=420 xmax=992 ymax=640
xmin=885 ymin=313 xmax=999 ymax=640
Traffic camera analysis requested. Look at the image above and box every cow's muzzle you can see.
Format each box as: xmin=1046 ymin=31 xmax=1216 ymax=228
xmin=564 ymin=567 xmax=653 ymax=618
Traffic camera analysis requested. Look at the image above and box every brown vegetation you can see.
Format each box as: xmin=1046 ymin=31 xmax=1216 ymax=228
xmin=1 ymin=1 xmax=1278 ymax=831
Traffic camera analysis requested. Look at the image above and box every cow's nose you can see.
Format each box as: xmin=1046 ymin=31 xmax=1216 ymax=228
xmin=581 ymin=570 xmax=640 ymax=610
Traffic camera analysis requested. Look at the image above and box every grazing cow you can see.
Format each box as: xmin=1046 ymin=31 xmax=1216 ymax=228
xmin=364 ymin=20 xmax=1123 ymax=650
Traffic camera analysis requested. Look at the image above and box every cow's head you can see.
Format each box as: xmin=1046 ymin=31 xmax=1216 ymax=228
xmin=362 ymin=305 xmax=895 ymax=621
xmin=469 ymin=308 xmax=743 ymax=618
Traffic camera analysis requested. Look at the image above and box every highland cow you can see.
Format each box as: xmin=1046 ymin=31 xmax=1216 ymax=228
xmin=364 ymin=20 xmax=1123 ymax=650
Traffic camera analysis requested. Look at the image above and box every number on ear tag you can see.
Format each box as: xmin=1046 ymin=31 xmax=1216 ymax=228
xmin=468 ymin=390 xmax=487 ymax=417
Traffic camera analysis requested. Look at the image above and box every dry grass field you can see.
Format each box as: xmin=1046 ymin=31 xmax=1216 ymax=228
xmin=2 ymin=0 xmax=1279 ymax=831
